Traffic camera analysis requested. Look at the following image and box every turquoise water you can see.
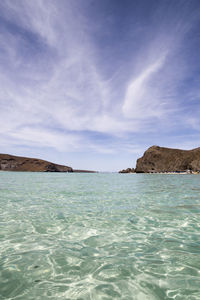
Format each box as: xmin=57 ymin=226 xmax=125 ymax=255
xmin=0 ymin=172 xmax=200 ymax=300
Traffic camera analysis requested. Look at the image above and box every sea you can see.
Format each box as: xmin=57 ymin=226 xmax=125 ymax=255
xmin=0 ymin=172 xmax=200 ymax=300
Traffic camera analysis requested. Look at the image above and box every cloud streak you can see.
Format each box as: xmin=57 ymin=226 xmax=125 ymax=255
xmin=123 ymin=54 xmax=167 ymax=119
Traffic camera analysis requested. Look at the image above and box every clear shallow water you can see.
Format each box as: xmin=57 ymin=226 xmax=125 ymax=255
xmin=0 ymin=172 xmax=200 ymax=300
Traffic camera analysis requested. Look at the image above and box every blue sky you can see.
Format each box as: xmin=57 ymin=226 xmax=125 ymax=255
xmin=1 ymin=0 xmax=200 ymax=171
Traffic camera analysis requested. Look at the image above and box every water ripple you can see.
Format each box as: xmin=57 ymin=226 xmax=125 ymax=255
xmin=0 ymin=173 xmax=200 ymax=299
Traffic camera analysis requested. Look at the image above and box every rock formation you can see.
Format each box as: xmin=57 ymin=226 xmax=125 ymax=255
xmin=0 ymin=153 xmax=73 ymax=172
xmin=119 ymin=168 xmax=135 ymax=173
xmin=135 ymin=146 xmax=200 ymax=173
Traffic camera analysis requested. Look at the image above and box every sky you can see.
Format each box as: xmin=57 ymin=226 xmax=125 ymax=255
xmin=1 ymin=0 xmax=200 ymax=171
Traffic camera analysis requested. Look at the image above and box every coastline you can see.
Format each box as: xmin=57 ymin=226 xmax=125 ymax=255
xmin=136 ymin=171 xmax=199 ymax=174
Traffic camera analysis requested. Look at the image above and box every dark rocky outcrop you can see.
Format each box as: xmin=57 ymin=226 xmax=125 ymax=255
xmin=119 ymin=168 xmax=135 ymax=173
xmin=0 ymin=153 xmax=73 ymax=172
xmin=135 ymin=146 xmax=200 ymax=173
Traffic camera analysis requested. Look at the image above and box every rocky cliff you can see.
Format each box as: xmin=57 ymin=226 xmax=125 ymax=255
xmin=119 ymin=168 xmax=135 ymax=173
xmin=0 ymin=154 xmax=73 ymax=172
xmin=135 ymin=146 xmax=200 ymax=173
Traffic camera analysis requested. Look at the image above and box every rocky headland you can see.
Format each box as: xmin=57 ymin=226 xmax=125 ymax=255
xmin=0 ymin=153 xmax=73 ymax=172
xmin=135 ymin=146 xmax=200 ymax=173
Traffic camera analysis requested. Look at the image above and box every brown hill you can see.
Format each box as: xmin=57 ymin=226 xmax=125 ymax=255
xmin=135 ymin=146 xmax=200 ymax=173
xmin=0 ymin=153 xmax=73 ymax=172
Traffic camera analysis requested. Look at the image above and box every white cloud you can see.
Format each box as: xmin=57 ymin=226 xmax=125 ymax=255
xmin=122 ymin=54 xmax=167 ymax=118
xmin=7 ymin=127 xmax=82 ymax=152
xmin=0 ymin=0 xmax=200 ymax=162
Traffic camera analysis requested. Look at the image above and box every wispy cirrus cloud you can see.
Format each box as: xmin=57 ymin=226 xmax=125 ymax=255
xmin=123 ymin=54 xmax=167 ymax=119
